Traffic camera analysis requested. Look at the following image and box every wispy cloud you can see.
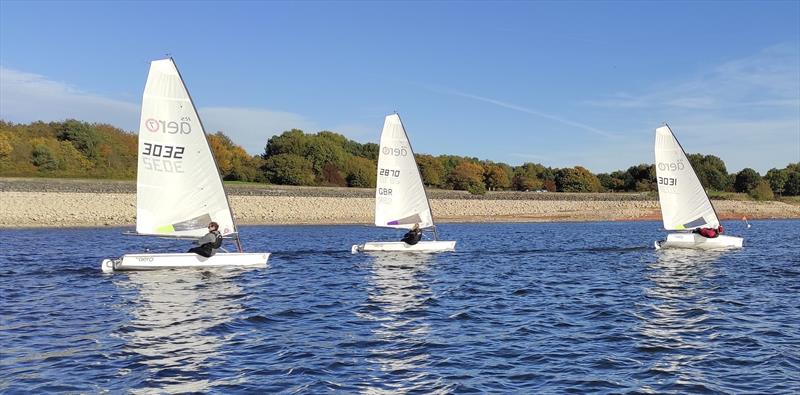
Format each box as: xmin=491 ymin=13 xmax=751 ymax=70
xmin=421 ymin=84 xmax=619 ymax=138
xmin=0 ymin=66 xmax=139 ymax=129
xmin=0 ymin=66 xmax=315 ymax=154
xmin=586 ymin=43 xmax=800 ymax=110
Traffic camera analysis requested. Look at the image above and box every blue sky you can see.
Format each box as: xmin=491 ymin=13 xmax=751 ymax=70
xmin=1 ymin=0 xmax=798 ymax=174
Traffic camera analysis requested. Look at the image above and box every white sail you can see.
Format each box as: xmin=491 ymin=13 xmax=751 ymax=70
xmin=374 ymin=114 xmax=434 ymax=230
xmin=654 ymin=125 xmax=719 ymax=231
xmin=135 ymin=59 xmax=236 ymax=238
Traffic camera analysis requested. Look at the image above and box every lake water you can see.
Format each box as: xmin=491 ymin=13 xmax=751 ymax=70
xmin=1 ymin=220 xmax=798 ymax=394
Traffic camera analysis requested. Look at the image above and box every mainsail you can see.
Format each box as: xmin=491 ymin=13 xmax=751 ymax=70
xmin=374 ymin=114 xmax=434 ymax=230
xmin=654 ymin=125 xmax=719 ymax=231
xmin=136 ymin=59 xmax=236 ymax=238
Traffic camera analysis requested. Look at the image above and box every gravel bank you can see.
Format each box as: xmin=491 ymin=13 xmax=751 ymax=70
xmin=0 ymin=177 xmax=655 ymax=200
xmin=2 ymin=178 xmax=799 ymax=228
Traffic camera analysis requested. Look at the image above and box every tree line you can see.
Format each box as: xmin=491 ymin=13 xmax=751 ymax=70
xmin=1 ymin=119 xmax=798 ymax=199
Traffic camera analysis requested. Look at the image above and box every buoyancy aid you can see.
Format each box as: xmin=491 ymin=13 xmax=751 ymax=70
xmin=211 ymin=231 xmax=223 ymax=248
xmin=698 ymin=228 xmax=718 ymax=238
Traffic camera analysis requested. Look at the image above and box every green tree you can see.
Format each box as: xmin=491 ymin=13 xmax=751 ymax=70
xmin=438 ymin=155 xmax=467 ymax=175
xmin=416 ymin=154 xmax=445 ymax=187
xmin=764 ymin=168 xmax=788 ymax=196
xmin=484 ymin=163 xmax=512 ymax=190
xmin=305 ymin=138 xmax=348 ymax=177
xmin=343 ymin=139 xmax=379 ymax=161
xmin=749 ymin=180 xmax=774 ymax=201
xmin=512 ymin=174 xmax=542 ymax=191
xmin=320 ymin=162 xmax=347 ymax=186
xmin=512 ymin=163 xmax=548 ymax=191
xmin=343 ymin=156 xmax=376 ymax=188
xmin=56 ymin=119 xmax=100 ymax=160
xmin=467 ymin=182 xmax=487 ymax=195
xmin=555 ymin=166 xmax=602 ymax=192
xmin=448 ymin=161 xmax=484 ymax=191
xmin=0 ymin=133 xmax=12 ymax=162
xmin=262 ymin=153 xmax=315 ymax=185
xmin=359 ymin=142 xmax=379 ymax=161
xmin=687 ymin=154 xmax=731 ymax=191
xmin=598 ymin=170 xmax=627 ymax=192
xmin=317 ymin=130 xmax=348 ymax=146
xmin=264 ymin=129 xmax=309 ymax=157
xmin=209 ymin=131 xmax=263 ymax=181
xmin=31 ymin=144 xmax=58 ymax=171
xmin=58 ymin=140 xmax=94 ymax=174
xmin=784 ymin=171 xmax=800 ymax=196
xmin=733 ymin=168 xmax=761 ymax=193
xmin=625 ymin=164 xmax=655 ymax=191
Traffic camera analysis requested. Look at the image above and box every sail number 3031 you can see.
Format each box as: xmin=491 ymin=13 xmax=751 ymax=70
xmin=658 ymin=177 xmax=677 ymax=186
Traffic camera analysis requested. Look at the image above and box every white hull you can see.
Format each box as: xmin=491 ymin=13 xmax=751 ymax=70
xmin=655 ymin=233 xmax=743 ymax=250
xmin=352 ymin=240 xmax=456 ymax=254
xmin=102 ymin=252 xmax=269 ymax=273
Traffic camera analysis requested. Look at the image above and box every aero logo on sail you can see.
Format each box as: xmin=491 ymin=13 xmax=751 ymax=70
xmin=145 ymin=118 xmax=192 ymax=134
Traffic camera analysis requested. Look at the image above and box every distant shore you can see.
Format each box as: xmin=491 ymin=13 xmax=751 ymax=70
xmin=2 ymin=177 xmax=799 ymax=228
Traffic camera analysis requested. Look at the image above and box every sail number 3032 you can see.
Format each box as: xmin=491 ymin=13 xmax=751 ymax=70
xmin=142 ymin=143 xmax=185 ymax=159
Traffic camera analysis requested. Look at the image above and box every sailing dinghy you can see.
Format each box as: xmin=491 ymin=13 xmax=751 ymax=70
xmin=352 ymin=114 xmax=456 ymax=253
xmin=653 ymin=125 xmax=743 ymax=250
xmin=101 ymin=58 xmax=269 ymax=272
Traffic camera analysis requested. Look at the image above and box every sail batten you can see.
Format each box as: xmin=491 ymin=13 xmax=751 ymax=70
xmin=654 ymin=125 xmax=719 ymax=231
xmin=374 ymin=114 xmax=434 ymax=230
xmin=135 ymin=59 xmax=236 ymax=238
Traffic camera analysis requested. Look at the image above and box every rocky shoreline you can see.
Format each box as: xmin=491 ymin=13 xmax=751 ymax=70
xmin=0 ymin=177 xmax=655 ymax=200
xmin=2 ymin=178 xmax=799 ymax=228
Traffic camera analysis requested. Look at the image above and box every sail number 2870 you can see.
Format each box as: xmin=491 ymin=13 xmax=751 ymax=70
xmin=379 ymin=168 xmax=400 ymax=177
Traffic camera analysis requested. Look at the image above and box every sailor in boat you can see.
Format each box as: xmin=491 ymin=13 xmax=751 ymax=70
xmin=693 ymin=224 xmax=724 ymax=239
xmin=188 ymin=221 xmax=223 ymax=257
xmin=401 ymin=223 xmax=423 ymax=245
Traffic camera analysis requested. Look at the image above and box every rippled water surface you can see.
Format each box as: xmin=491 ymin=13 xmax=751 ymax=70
xmin=1 ymin=220 xmax=799 ymax=393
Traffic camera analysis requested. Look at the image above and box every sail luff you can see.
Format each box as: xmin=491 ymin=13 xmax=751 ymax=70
xmin=664 ymin=124 xmax=721 ymax=226
xmin=395 ymin=113 xmax=437 ymax=231
xmin=169 ymin=58 xmax=243 ymax=252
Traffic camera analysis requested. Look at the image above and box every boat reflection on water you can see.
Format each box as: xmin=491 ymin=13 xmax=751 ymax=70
xmin=360 ymin=253 xmax=435 ymax=394
xmin=635 ymin=249 xmax=727 ymax=391
xmin=114 ymin=269 xmax=245 ymax=393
